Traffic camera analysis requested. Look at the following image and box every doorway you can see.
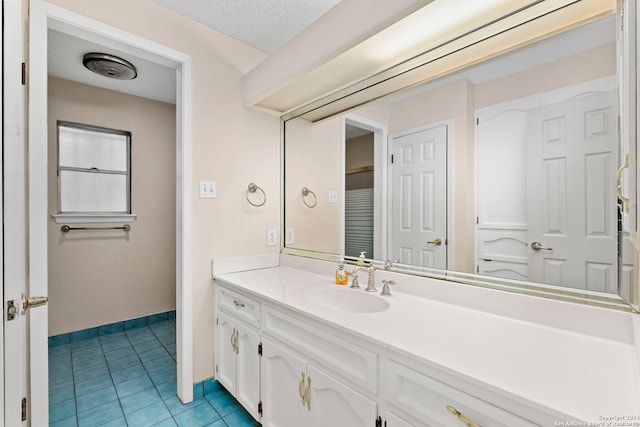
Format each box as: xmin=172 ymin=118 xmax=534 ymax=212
xmin=389 ymin=123 xmax=449 ymax=270
xmin=343 ymin=116 xmax=388 ymax=261
xmin=28 ymin=2 xmax=194 ymax=423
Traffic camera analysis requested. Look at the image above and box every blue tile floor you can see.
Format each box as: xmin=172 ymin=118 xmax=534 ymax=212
xmin=49 ymin=319 xmax=260 ymax=426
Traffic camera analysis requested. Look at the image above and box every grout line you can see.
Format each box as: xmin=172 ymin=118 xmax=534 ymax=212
xmin=97 ymin=333 xmax=129 ymax=427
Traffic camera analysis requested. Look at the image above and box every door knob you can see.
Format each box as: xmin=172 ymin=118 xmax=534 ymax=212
xmin=530 ymin=241 xmax=552 ymax=251
xmin=427 ymin=238 xmax=442 ymax=246
xmin=20 ymin=294 xmax=48 ymax=315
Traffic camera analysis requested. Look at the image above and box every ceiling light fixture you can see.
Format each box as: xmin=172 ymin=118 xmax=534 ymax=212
xmin=82 ymin=52 xmax=138 ymax=80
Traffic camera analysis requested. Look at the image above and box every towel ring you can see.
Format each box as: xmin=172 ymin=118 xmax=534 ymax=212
xmin=246 ymin=182 xmax=266 ymax=207
xmin=301 ymin=187 xmax=317 ymax=208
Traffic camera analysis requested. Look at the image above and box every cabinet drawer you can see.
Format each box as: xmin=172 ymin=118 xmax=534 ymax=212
xmin=383 ymin=359 xmax=538 ymax=427
xmin=218 ymin=284 xmax=260 ymax=328
xmin=262 ymin=305 xmax=377 ymax=393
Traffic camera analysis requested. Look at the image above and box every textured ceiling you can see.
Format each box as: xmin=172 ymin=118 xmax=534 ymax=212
xmin=149 ymin=0 xmax=342 ymax=53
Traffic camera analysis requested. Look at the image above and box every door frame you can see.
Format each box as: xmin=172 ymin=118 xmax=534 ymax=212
xmin=342 ymin=115 xmax=388 ymax=261
xmin=28 ymin=1 xmax=194 ymax=422
xmin=387 ymin=120 xmax=454 ymax=269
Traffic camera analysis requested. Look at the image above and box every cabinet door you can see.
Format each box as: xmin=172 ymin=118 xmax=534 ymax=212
xmin=261 ymin=338 xmax=307 ymax=427
xmin=236 ymin=322 xmax=261 ymax=420
xmin=386 ymin=411 xmax=420 ymax=427
xmin=216 ymin=311 xmax=237 ymax=395
xmin=306 ymin=364 xmax=377 ymax=427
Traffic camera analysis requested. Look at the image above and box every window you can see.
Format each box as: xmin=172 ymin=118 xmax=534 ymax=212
xmin=56 ymin=121 xmax=132 ymax=220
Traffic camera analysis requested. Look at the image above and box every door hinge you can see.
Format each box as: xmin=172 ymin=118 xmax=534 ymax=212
xmin=21 ymin=397 xmax=27 ymax=421
xmin=476 ymin=117 xmax=479 ymax=125
xmin=476 ymin=216 xmax=479 ymax=225
xmin=391 ymin=154 xmax=394 ymax=164
xmin=216 ymin=317 xmax=218 ymax=325
xmin=21 ymin=63 xmax=26 ymax=85
xmin=375 ymin=415 xmax=382 ymax=427
xmin=477 ymin=266 xmax=480 ymax=273
xmin=215 ymin=364 xmax=218 ymax=373
xmin=258 ymin=401 xmax=263 ymax=417
xmin=258 ymin=342 xmax=262 ymax=356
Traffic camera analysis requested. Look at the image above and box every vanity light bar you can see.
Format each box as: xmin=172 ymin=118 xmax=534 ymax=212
xmin=283 ymin=0 xmax=615 ymax=122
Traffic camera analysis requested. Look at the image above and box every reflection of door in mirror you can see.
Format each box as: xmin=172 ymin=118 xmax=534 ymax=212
xmin=345 ymin=125 xmax=374 ymax=259
xmin=476 ymin=77 xmax=627 ymax=294
xmin=390 ymin=124 xmax=448 ymax=269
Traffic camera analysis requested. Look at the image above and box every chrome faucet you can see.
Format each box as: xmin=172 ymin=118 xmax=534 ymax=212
xmin=384 ymin=259 xmax=399 ymax=270
xmin=380 ymin=280 xmax=397 ymax=296
xmin=364 ymin=265 xmax=377 ymax=292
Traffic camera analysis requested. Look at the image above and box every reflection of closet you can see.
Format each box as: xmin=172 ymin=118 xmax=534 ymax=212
xmin=475 ymin=76 xmax=631 ymax=296
xmin=345 ymin=131 xmax=374 ymax=258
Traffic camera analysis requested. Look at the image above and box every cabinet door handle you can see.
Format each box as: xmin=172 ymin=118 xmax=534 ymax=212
xmin=446 ymin=406 xmax=480 ymax=427
xmin=304 ymin=376 xmax=312 ymax=411
xmin=234 ymin=329 xmax=240 ymax=354
xmin=233 ymin=300 xmax=245 ymax=309
xmin=230 ymin=328 xmax=236 ymax=351
xmin=298 ymin=372 xmax=306 ymax=405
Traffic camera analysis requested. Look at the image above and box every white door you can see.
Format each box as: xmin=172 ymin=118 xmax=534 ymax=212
xmin=260 ymin=338 xmax=307 ymax=427
xmin=4 ymin=0 xmax=32 ymax=425
xmin=215 ymin=311 xmax=238 ymax=395
xmin=236 ymin=322 xmax=260 ymax=420
xmin=391 ymin=125 xmax=448 ymax=268
xmin=306 ymin=364 xmax=377 ymax=427
xmin=527 ymin=92 xmax=618 ymax=292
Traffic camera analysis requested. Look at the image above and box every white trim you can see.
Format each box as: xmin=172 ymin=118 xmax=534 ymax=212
xmin=387 ymin=120 xmax=455 ymax=270
xmin=343 ymin=115 xmax=389 ymax=261
xmin=211 ymin=254 xmax=280 ymax=276
xmin=29 ymin=2 xmax=195 ymax=417
xmin=52 ymin=213 xmax=137 ymax=224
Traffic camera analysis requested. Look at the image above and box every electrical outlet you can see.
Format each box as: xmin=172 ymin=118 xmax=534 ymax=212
xmin=328 ymin=190 xmax=338 ymax=204
xmin=285 ymin=228 xmax=295 ymax=245
xmin=267 ymin=228 xmax=278 ymax=247
xmin=199 ymin=181 xmax=217 ymax=198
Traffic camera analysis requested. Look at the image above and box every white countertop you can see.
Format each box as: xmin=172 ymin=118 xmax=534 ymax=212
xmin=214 ymin=258 xmax=640 ymax=422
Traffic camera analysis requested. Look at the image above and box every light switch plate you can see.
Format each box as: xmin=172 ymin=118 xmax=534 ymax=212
xmin=199 ymin=181 xmax=217 ymax=198
xmin=328 ymin=190 xmax=338 ymax=204
xmin=285 ymin=228 xmax=295 ymax=245
xmin=267 ymin=228 xmax=278 ymax=247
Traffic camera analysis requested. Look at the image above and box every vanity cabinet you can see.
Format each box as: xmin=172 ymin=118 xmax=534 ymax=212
xmin=261 ymin=338 xmax=377 ymax=427
xmin=381 ymin=358 xmax=538 ymax=427
xmin=214 ymin=276 xmax=567 ymax=427
xmin=215 ymin=288 xmax=261 ymax=420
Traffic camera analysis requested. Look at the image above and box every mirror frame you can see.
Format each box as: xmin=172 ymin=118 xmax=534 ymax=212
xmin=280 ymin=0 xmax=640 ymax=313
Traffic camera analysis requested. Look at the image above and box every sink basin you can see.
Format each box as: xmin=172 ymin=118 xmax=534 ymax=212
xmin=307 ymin=288 xmax=390 ymax=313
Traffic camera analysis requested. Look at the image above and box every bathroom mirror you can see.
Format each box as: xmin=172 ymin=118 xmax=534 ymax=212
xmin=283 ymin=1 xmax=640 ymax=311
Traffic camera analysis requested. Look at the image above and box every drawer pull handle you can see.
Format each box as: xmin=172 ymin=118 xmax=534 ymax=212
xmin=233 ymin=300 xmax=245 ymax=309
xmin=298 ymin=372 xmax=306 ymax=405
xmin=446 ymin=406 xmax=481 ymax=427
xmin=304 ymin=376 xmax=312 ymax=411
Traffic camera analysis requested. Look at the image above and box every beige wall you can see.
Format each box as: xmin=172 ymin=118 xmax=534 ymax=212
xmin=48 ymin=77 xmax=176 ymax=335
xmin=346 ymin=134 xmax=374 ymax=170
xmin=388 ymin=79 xmax=476 ymax=272
xmin=285 ymin=117 xmax=344 ymax=254
xmin=285 ymin=103 xmax=388 ymax=254
xmin=46 ymin=0 xmax=281 ymax=383
xmin=476 ymin=43 xmax=616 ymax=108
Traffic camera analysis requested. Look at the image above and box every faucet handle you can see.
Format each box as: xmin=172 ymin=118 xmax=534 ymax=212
xmin=380 ymin=280 xmax=397 ymax=296
xmin=350 ymin=268 xmax=363 ymax=289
